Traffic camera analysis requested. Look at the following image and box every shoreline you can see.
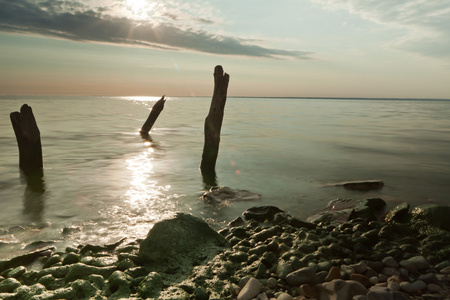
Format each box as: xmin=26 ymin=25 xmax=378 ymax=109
xmin=0 ymin=200 xmax=449 ymax=299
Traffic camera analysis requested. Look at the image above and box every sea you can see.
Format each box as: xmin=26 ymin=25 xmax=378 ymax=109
xmin=1 ymin=96 xmax=450 ymax=259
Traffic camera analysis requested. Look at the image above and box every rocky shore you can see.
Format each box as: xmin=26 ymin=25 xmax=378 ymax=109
xmin=0 ymin=198 xmax=449 ymax=300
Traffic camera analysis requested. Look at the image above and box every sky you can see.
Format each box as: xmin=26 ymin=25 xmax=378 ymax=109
xmin=0 ymin=0 xmax=449 ymax=98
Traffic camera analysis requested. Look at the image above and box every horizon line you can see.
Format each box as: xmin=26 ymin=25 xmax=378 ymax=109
xmin=1 ymin=94 xmax=449 ymax=101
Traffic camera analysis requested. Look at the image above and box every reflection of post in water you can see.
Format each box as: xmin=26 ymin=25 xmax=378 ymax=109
xmin=22 ymin=170 xmax=46 ymax=222
xmin=10 ymin=104 xmax=46 ymax=221
xmin=200 ymin=66 xmax=230 ymax=188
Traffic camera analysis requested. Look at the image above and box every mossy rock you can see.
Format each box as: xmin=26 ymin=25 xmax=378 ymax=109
xmin=139 ymin=213 xmax=229 ymax=273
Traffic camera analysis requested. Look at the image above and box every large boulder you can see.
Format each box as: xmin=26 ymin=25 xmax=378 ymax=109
xmin=411 ymin=204 xmax=450 ymax=231
xmin=139 ymin=213 xmax=229 ymax=273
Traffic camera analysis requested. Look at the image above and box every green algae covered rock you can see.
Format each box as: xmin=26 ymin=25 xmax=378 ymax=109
xmin=0 ymin=277 xmax=21 ymax=293
xmin=137 ymin=271 xmax=164 ymax=299
xmin=139 ymin=213 xmax=229 ymax=273
xmin=65 ymin=263 xmax=116 ymax=283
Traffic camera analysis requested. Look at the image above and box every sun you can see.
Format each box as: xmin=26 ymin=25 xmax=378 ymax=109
xmin=125 ymin=0 xmax=156 ymax=19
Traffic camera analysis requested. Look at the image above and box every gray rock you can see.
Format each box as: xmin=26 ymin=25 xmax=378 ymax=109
xmin=267 ymin=277 xmax=277 ymax=289
xmin=139 ymin=213 xmax=229 ymax=272
xmin=382 ymin=257 xmax=399 ymax=268
xmin=367 ymin=288 xmax=394 ymax=300
xmin=276 ymin=260 xmax=293 ymax=280
xmin=318 ymin=279 xmax=367 ymax=299
xmin=242 ymin=206 xmax=284 ymax=222
xmin=237 ymin=277 xmax=261 ymax=300
xmin=404 ymin=256 xmax=429 ymax=271
xmin=286 ymin=267 xmax=318 ymax=286
xmin=202 ymin=186 xmax=261 ymax=204
xmin=399 ymin=280 xmax=427 ymax=294
xmin=277 ymin=292 xmax=293 ymax=300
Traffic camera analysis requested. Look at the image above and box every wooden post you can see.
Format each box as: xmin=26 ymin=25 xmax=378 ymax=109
xmin=140 ymin=95 xmax=166 ymax=136
xmin=200 ymin=65 xmax=230 ymax=186
xmin=10 ymin=104 xmax=43 ymax=176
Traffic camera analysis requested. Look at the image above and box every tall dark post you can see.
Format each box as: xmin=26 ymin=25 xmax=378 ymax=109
xmin=10 ymin=104 xmax=43 ymax=175
xmin=140 ymin=96 xmax=166 ymax=137
xmin=200 ymin=65 xmax=230 ymax=186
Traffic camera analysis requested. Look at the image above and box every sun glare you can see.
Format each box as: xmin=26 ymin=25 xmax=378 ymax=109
xmin=125 ymin=0 xmax=157 ymax=19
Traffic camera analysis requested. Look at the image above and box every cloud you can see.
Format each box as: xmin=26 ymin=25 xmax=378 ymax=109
xmin=312 ymin=0 xmax=450 ymax=59
xmin=0 ymin=0 xmax=312 ymax=59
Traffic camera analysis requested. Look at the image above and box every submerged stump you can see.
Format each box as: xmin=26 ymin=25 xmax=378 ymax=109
xmin=10 ymin=104 xmax=43 ymax=176
xmin=140 ymin=96 xmax=166 ymax=137
xmin=200 ymin=65 xmax=230 ymax=186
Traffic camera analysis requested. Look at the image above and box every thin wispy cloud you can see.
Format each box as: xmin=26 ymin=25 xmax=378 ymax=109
xmin=312 ymin=0 xmax=450 ymax=59
xmin=0 ymin=0 xmax=312 ymax=59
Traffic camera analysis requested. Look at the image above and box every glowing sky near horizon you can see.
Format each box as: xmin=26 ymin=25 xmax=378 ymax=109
xmin=0 ymin=0 xmax=449 ymax=98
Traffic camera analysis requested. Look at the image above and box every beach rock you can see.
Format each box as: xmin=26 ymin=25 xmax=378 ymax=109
xmin=366 ymin=288 xmax=394 ymax=300
xmin=411 ymin=204 xmax=450 ymax=231
xmin=0 ymin=277 xmax=21 ymax=293
xmin=318 ymin=279 xmax=367 ymax=299
xmin=399 ymin=280 xmax=427 ymax=294
xmin=307 ymin=198 xmax=386 ymax=224
xmin=202 ymin=186 xmax=261 ymax=204
xmin=382 ymin=256 xmax=399 ymax=268
xmin=277 ymin=292 xmax=293 ymax=300
xmin=106 ymin=270 xmax=132 ymax=299
xmin=237 ymin=277 xmax=261 ymax=300
xmin=385 ymin=202 xmax=410 ymax=223
xmin=404 ymin=256 xmax=430 ymax=271
xmin=350 ymin=273 xmax=371 ymax=288
xmin=159 ymin=286 xmax=190 ymax=299
xmin=243 ymin=206 xmax=284 ymax=222
xmin=65 ymin=263 xmax=116 ymax=282
xmin=7 ymin=266 xmax=27 ymax=278
xmin=137 ymin=271 xmax=164 ymax=299
xmin=139 ymin=212 xmax=229 ymax=272
xmin=0 ymin=246 xmax=54 ymax=273
xmin=324 ymin=266 xmax=342 ymax=282
xmin=286 ymin=267 xmax=318 ymax=286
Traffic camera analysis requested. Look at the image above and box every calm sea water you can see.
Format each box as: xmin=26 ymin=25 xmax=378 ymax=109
xmin=1 ymin=96 xmax=450 ymax=258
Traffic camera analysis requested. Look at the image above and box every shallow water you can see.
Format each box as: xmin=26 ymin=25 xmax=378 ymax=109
xmin=1 ymin=96 xmax=450 ymax=258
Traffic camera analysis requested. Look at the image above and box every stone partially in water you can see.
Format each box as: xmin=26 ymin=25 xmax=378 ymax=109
xmin=307 ymin=198 xmax=386 ymax=224
xmin=242 ymin=206 xmax=284 ymax=222
xmin=202 ymin=186 xmax=261 ymax=204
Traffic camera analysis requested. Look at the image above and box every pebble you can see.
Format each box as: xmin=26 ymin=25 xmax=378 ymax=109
xmin=405 ymin=256 xmax=430 ymax=271
xmin=285 ymin=267 xmax=317 ymax=286
xmin=237 ymin=277 xmax=261 ymax=300
xmin=324 ymin=266 xmax=341 ymax=282
xmin=366 ymin=288 xmax=394 ymax=300
xmin=399 ymin=280 xmax=427 ymax=294
xmin=267 ymin=277 xmax=278 ymax=289
xmin=276 ymin=292 xmax=293 ymax=300
xmin=382 ymin=256 xmax=399 ymax=268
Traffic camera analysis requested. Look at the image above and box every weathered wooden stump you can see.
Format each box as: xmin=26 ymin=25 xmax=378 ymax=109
xmin=10 ymin=104 xmax=43 ymax=176
xmin=140 ymin=95 xmax=166 ymax=138
xmin=200 ymin=66 xmax=230 ymax=186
